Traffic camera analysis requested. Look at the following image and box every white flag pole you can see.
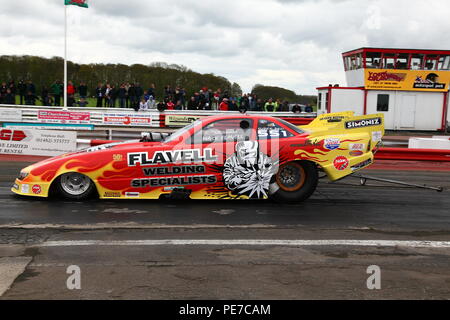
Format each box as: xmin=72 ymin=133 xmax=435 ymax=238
xmin=64 ymin=4 xmax=68 ymax=109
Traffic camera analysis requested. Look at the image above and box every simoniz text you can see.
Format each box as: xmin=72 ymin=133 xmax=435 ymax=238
xmin=345 ymin=118 xmax=382 ymax=129
xmin=128 ymin=148 xmax=218 ymax=167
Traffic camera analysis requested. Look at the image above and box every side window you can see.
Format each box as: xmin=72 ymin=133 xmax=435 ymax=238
xmin=188 ymin=119 xmax=253 ymax=144
xmin=258 ymin=120 xmax=294 ymax=140
xmin=377 ymin=94 xmax=389 ymax=112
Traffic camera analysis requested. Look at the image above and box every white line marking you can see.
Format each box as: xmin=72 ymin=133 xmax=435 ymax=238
xmin=37 ymin=239 xmax=450 ymax=249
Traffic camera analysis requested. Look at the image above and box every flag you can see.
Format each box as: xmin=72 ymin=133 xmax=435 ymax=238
xmin=65 ymin=0 xmax=88 ymax=8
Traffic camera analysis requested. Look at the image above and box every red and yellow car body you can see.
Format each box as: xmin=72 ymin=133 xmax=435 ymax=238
xmin=11 ymin=112 xmax=384 ymax=201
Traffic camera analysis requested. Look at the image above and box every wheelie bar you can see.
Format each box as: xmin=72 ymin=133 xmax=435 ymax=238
xmin=354 ymin=174 xmax=444 ymax=193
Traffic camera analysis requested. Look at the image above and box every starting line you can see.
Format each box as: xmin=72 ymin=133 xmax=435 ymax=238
xmin=36 ymin=239 xmax=450 ymax=249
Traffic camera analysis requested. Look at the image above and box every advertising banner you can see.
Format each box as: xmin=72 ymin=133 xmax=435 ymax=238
xmin=3 ymin=123 xmax=94 ymax=131
xmin=0 ymin=108 xmax=22 ymax=122
xmin=103 ymin=113 xmax=153 ymax=126
xmin=365 ymin=69 xmax=450 ymax=92
xmin=38 ymin=110 xmax=91 ymax=124
xmin=0 ymin=129 xmax=77 ymax=157
xmin=165 ymin=115 xmax=204 ymax=127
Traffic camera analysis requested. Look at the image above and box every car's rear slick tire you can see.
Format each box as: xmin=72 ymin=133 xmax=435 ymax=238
xmin=54 ymin=172 xmax=96 ymax=200
xmin=269 ymin=161 xmax=318 ymax=203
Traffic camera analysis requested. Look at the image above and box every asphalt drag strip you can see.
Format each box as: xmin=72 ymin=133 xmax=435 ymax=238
xmin=0 ymin=160 xmax=449 ymax=299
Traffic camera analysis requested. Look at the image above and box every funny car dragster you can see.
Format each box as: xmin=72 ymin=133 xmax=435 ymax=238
xmin=12 ymin=112 xmax=385 ymax=202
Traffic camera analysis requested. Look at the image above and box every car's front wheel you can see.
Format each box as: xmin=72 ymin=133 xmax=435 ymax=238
xmin=269 ymin=161 xmax=318 ymax=203
xmin=54 ymin=172 xmax=96 ymax=200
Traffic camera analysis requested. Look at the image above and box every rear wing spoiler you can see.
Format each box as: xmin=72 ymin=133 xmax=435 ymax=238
xmin=300 ymin=112 xmax=385 ymax=148
xmin=302 ymin=112 xmax=355 ymax=128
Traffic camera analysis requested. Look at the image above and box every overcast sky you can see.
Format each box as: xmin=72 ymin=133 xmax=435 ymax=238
xmin=1 ymin=0 xmax=450 ymax=94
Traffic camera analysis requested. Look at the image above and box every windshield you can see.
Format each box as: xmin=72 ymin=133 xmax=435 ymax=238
xmin=277 ymin=118 xmax=305 ymax=135
xmin=164 ymin=119 xmax=202 ymax=143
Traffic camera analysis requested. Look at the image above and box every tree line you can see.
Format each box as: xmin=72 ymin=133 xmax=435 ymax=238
xmin=0 ymin=55 xmax=316 ymax=105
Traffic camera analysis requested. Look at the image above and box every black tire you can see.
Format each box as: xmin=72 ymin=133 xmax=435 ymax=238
xmin=269 ymin=161 xmax=318 ymax=203
xmin=53 ymin=172 xmax=96 ymax=200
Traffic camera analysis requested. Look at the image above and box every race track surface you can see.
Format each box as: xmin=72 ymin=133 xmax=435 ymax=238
xmin=0 ymin=160 xmax=449 ymax=299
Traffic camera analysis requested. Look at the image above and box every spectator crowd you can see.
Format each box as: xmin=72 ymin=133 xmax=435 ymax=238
xmin=0 ymin=79 xmax=313 ymax=113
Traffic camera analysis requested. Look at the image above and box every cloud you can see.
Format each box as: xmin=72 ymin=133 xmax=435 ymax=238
xmin=1 ymin=0 xmax=450 ymax=95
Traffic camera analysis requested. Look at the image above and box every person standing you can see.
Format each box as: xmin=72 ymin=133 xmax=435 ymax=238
xmin=219 ymin=98 xmax=229 ymax=111
xmin=212 ymin=91 xmax=220 ymax=110
xmin=51 ymin=80 xmax=62 ymax=106
xmin=264 ymin=98 xmax=278 ymax=112
xmin=0 ymin=82 xmax=7 ymax=103
xmin=67 ymin=81 xmax=76 ymax=107
xmin=187 ymin=96 xmax=198 ymax=110
xmin=78 ymin=82 xmax=88 ymax=99
xmin=8 ymin=80 xmax=16 ymax=99
xmin=104 ymin=83 xmax=112 ymax=108
xmin=118 ymin=83 xmax=127 ymax=108
xmin=292 ymin=104 xmax=302 ymax=113
xmin=41 ymin=86 xmax=51 ymax=106
xmin=25 ymin=91 xmax=37 ymax=105
xmin=18 ymin=80 xmax=27 ymax=105
xmin=4 ymin=89 xmax=15 ymax=105
xmin=95 ymin=83 xmax=104 ymax=108
xmin=255 ymin=98 xmax=264 ymax=111
xmin=147 ymin=83 xmax=156 ymax=99
xmin=128 ymin=83 xmax=137 ymax=110
xmin=109 ymin=85 xmax=118 ymax=108
xmin=125 ymin=83 xmax=130 ymax=108
xmin=26 ymin=80 xmax=36 ymax=95
xmin=135 ymin=83 xmax=143 ymax=105
xmin=240 ymin=94 xmax=250 ymax=111
xmin=228 ymin=98 xmax=238 ymax=111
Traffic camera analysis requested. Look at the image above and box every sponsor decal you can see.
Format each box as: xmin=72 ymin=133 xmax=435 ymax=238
xmin=351 ymin=159 xmax=373 ymax=172
xmin=350 ymin=143 xmax=365 ymax=151
xmin=12 ymin=183 xmax=19 ymax=190
xmin=165 ymin=115 xmax=203 ymax=127
xmin=319 ymin=115 xmax=346 ymax=121
xmin=372 ymin=131 xmax=383 ymax=142
xmin=365 ymin=69 xmax=450 ymax=92
xmin=32 ymin=185 xmax=42 ymax=195
xmin=125 ymin=192 xmax=140 ymax=198
xmin=128 ymin=149 xmax=217 ymax=167
xmin=0 ymin=129 xmax=76 ymax=157
xmin=368 ymin=71 xmax=407 ymax=82
xmin=349 ymin=143 xmax=365 ymax=156
xmin=345 ymin=118 xmax=382 ymax=129
xmin=104 ymin=192 xmax=121 ymax=198
xmin=223 ymin=141 xmax=278 ymax=199
xmin=143 ymin=165 xmax=205 ymax=176
xmin=333 ymin=156 xmax=349 ymax=171
xmin=413 ymin=74 xmax=445 ymax=90
xmin=113 ymin=154 xmax=123 ymax=162
xmin=258 ymin=128 xmax=291 ymax=139
xmin=291 ymin=140 xmax=321 ymax=148
xmin=132 ymin=175 xmax=217 ymax=188
xmin=163 ymin=187 xmax=185 ymax=192
xmin=324 ymin=138 xmax=341 ymax=151
xmin=103 ymin=114 xmax=152 ymax=126
xmin=21 ymin=184 xmax=30 ymax=194
xmin=349 ymin=150 xmax=364 ymax=157
xmin=0 ymin=108 xmax=22 ymax=122
xmin=38 ymin=110 xmax=90 ymax=124
xmin=0 ymin=129 xmax=27 ymax=142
